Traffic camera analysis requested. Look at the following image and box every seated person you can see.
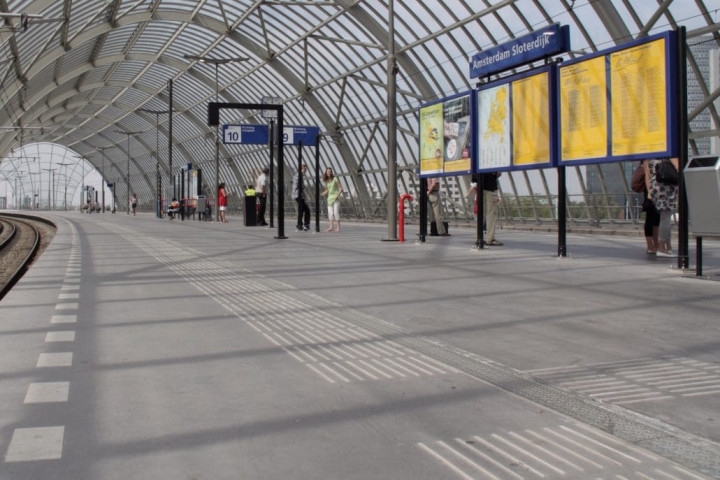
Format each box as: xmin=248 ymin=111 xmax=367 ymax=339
xmin=167 ymin=198 xmax=180 ymax=219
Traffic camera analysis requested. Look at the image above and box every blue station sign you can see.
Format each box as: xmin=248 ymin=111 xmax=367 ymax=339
xmin=469 ymin=24 xmax=570 ymax=78
xmin=222 ymin=124 xmax=269 ymax=145
xmin=282 ymin=126 xmax=320 ymax=146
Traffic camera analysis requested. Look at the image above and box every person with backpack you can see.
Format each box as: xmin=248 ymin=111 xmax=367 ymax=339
xmin=644 ymin=158 xmax=679 ymax=257
xmin=632 ymin=160 xmax=659 ymax=254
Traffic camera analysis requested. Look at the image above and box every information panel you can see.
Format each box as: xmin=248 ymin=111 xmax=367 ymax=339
xmin=558 ymin=31 xmax=677 ymax=165
xmin=610 ymin=38 xmax=667 ymax=156
xmin=418 ymin=92 xmax=472 ymax=177
xmin=512 ymin=71 xmax=551 ymax=166
xmin=475 ymin=67 xmax=555 ymax=173
xmin=559 ymin=56 xmax=608 ymax=161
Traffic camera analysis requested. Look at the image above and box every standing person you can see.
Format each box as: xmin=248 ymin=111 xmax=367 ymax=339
xmin=646 ymin=158 xmax=678 ymax=257
xmin=255 ymin=167 xmax=269 ymax=226
xmin=321 ymin=167 xmax=343 ymax=232
xmin=218 ymin=182 xmax=230 ymax=223
xmin=482 ymin=172 xmax=503 ymax=246
xmin=130 ymin=192 xmax=138 ymax=216
xmin=466 ymin=174 xmax=480 ymax=218
xmin=292 ymin=164 xmax=311 ymax=231
xmin=638 ymin=160 xmax=660 ymax=254
xmin=427 ymin=175 xmax=448 ymax=236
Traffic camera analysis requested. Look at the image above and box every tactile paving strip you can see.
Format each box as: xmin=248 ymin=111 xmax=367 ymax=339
xmin=110 ymin=224 xmax=720 ymax=478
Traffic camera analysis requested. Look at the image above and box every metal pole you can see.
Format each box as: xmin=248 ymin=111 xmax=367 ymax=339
xmin=156 ymin=113 xmax=161 ymax=218
xmin=101 ymin=150 xmax=106 ymax=212
xmin=277 ymin=107 xmax=286 ymax=239
xmin=269 ymin=120 xmax=275 ymax=228
xmin=214 ymin=63 xmax=220 ymax=222
xmin=676 ymin=26 xmax=689 ymax=270
xmin=558 ymin=165 xmax=567 ymax=257
xmin=127 ymin=133 xmax=131 ymax=214
xmin=168 ymin=79 xmax=174 ymax=199
xmin=386 ymin=0 xmax=398 ymax=241
xmin=315 ymin=136 xmax=321 ymax=233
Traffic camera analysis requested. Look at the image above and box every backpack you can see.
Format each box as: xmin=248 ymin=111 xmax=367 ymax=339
xmin=631 ymin=165 xmax=645 ymax=193
xmin=656 ymin=159 xmax=678 ymax=186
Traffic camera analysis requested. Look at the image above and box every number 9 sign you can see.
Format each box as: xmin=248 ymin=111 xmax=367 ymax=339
xmin=283 ymin=127 xmax=293 ymax=146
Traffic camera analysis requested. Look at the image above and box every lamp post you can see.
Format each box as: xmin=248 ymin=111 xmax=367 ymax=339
xmin=96 ymin=146 xmax=112 ymax=213
xmin=56 ymin=163 xmax=70 ymax=211
xmin=73 ymin=156 xmax=87 ymax=209
xmin=42 ymin=168 xmax=56 ymax=210
xmin=137 ymin=108 xmax=172 ymax=218
xmin=115 ymin=130 xmax=143 ymax=214
xmin=183 ymin=54 xmax=249 ymax=222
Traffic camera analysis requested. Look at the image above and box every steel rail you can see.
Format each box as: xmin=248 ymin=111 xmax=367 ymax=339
xmin=0 ymin=215 xmax=41 ymax=300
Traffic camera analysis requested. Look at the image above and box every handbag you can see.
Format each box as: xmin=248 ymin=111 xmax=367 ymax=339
xmin=631 ymin=165 xmax=645 ymax=193
xmin=656 ymin=160 xmax=678 ymax=186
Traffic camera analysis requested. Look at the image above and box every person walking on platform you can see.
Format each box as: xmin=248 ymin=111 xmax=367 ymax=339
xmin=427 ymin=175 xmax=448 ymax=236
xmin=130 ymin=192 xmax=138 ymax=216
xmin=322 ymin=167 xmax=343 ymax=232
xmin=645 ymin=158 xmax=678 ymax=257
xmin=218 ymin=182 xmax=230 ymax=223
xmin=255 ymin=167 xmax=269 ymax=226
xmin=482 ymin=172 xmax=503 ymax=246
xmin=292 ymin=164 xmax=311 ymax=231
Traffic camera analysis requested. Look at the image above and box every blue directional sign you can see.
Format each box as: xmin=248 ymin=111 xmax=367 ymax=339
xmin=283 ymin=126 xmax=320 ymax=146
xmin=222 ymin=124 xmax=269 ymax=145
xmin=470 ymin=24 xmax=570 ymax=78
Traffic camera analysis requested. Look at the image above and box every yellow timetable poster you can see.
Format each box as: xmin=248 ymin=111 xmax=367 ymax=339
xmin=610 ymin=38 xmax=667 ymax=156
xmin=560 ymin=55 xmax=608 ymax=161
xmin=419 ymin=102 xmax=444 ymax=174
xmin=512 ymin=72 xmax=550 ymax=166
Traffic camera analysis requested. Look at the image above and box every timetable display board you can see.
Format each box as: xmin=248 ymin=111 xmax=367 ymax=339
xmin=558 ymin=31 xmax=677 ymax=165
xmin=559 ymin=56 xmax=608 ymax=161
xmin=476 ymin=67 xmax=555 ymax=173
xmin=418 ymin=92 xmax=472 ymax=177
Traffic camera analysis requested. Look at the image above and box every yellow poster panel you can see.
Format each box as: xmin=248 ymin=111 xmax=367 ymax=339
xmin=610 ymin=38 xmax=667 ymax=156
xmin=512 ymin=72 xmax=550 ymax=166
xmin=559 ymin=56 xmax=608 ymax=161
xmin=419 ymin=103 xmax=444 ymax=174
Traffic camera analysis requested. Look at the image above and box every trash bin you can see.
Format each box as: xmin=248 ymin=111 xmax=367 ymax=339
xmin=683 ymin=155 xmax=720 ymax=237
xmin=244 ymin=194 xmax=257 ymax=226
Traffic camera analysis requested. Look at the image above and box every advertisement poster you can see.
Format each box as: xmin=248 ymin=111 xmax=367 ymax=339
xmin=610 ymin=38 xmax=667 ymax=156
xmin=477 ymin=84 xmax=511 ymax=170
xmin=419 ymin=102 xmax=444 ymax=174
xmin=559 ymin=56 xmax=608 ymax=161
xmin=441 ymin=95 xmax=471 ymax=174
xmin=512 ymin=72 xmax=550 ymax=166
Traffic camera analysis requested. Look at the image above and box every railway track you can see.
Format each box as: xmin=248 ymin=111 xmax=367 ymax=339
xmin=0 ymin=214 xmax=55 ymax=300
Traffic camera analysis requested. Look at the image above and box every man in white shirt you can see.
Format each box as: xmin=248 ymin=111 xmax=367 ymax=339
xmin=255 ymin=167 xmax=269 ymax=226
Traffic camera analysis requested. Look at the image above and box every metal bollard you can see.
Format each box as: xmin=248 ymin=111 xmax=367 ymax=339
xmin=398 ymin=193 xmax=414 ymax=242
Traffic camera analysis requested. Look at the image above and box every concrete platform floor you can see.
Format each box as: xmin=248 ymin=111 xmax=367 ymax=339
xmin=1 ymin=212 xmax=719 ymax=479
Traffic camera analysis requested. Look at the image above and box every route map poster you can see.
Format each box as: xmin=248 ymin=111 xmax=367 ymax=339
xmin=419 ymin=93 xmax=472 ymax=177
xmin=477 ymin=84 xmax=511 ymax=170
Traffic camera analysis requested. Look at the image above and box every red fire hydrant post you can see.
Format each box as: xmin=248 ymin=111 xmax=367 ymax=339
xmin=398 ymin=194 xmax=414 ymax=242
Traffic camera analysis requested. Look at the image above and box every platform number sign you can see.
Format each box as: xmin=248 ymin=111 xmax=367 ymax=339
xmin=282 ymin=126 xmax=320 ymax=146
xmin=222 ymin=124 xmax=269 ymax=145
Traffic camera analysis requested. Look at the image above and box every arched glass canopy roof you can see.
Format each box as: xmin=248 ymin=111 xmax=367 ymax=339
xmin=1 ymin=1 xmax=718 ymax=218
